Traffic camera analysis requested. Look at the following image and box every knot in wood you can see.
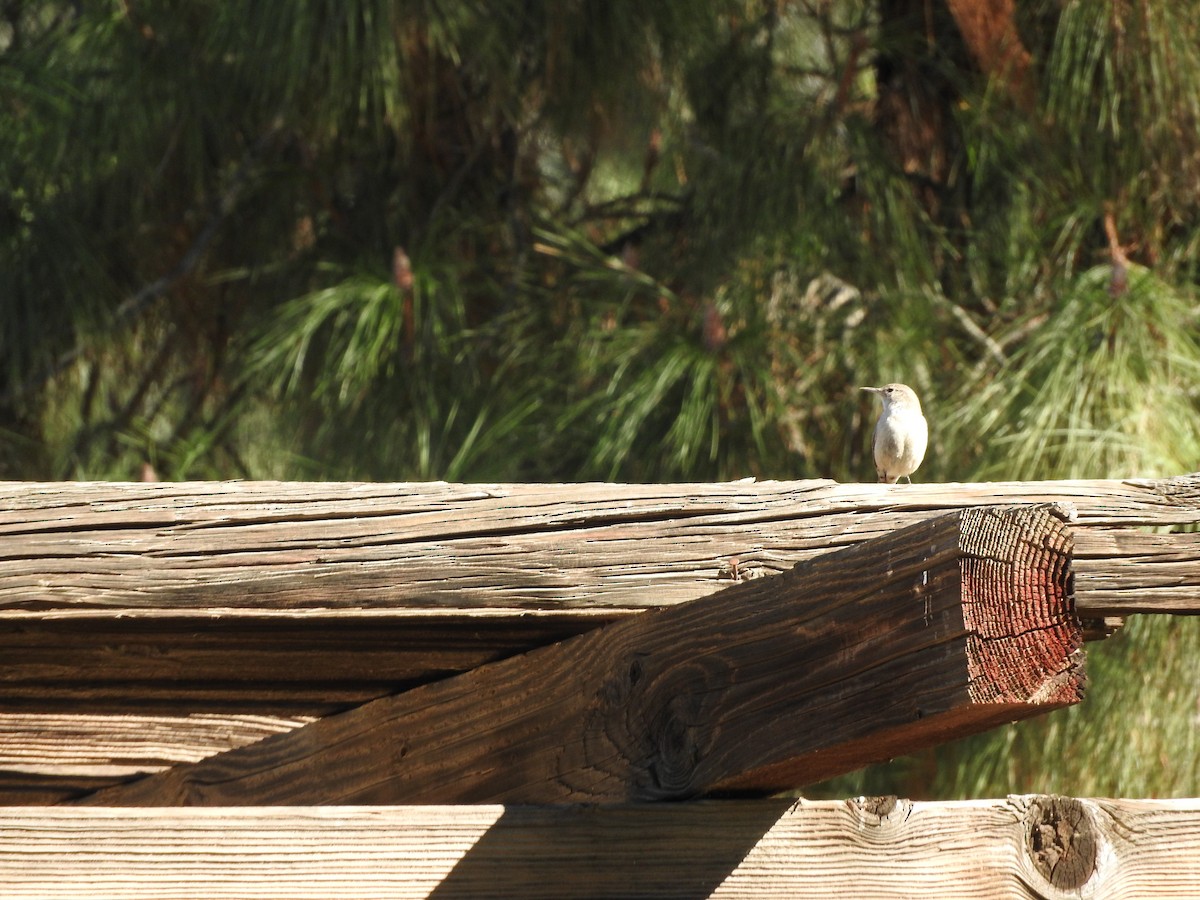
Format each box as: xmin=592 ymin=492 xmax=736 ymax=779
xmin=645 ymin=696 xmax=704 ymax=796
xmin=854 ymin=795 xmax=900 ymax=819
xmin=595 ymin=653 xmax=725 ymax=800
xmin=1025 ymin=796 xmax=1098 ymax=891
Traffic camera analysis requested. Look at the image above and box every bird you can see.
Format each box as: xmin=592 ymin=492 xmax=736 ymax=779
xmin=861 ymin=383 xmax=928 ymax=484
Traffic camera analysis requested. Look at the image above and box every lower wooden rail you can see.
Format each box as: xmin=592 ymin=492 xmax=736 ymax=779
xmin=2 ymin=797 xmax=1197 ymax=898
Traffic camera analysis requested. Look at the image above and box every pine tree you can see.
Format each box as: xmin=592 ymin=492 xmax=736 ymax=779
xmin=2 ymin=0 xmax=1198 ymax=797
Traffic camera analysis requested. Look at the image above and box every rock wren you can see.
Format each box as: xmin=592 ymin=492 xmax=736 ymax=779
xmin=861 ymin=383 xmax=928 ymax=484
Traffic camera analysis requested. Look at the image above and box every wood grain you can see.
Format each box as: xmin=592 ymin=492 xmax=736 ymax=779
xmin=3 ymin=476 xmax=1198 ymax=620
xmin=4 ymin=797 xmax=1200 ymax=898
xmin=0 ymin=712 xmax=316 ymax=804
xmin=0 ymin=615 xmax=595 ymax=704
xmin=69 ymin=506 xmax=1081 ymax=806
xmin=1073 ymin=529 xmax=1200 ymax=615
xmin=0 ymin=476 xmax=1192 ymax=710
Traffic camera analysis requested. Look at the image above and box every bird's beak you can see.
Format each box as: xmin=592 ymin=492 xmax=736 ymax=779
xmin=860 ymin=386 xmax=881 ymax=394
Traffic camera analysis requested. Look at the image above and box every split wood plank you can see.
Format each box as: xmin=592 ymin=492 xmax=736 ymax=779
xmin=0 ymin=477 xmax=1194 ymax=648
xmin=3 ymin=476 xmax=1198 ymax=621
xmin=5 ymin=796 xmax=1200 ymax=898
xmin=1072 ymin=528 xmax=1200 ymax=615
xmin=70 ymin=505 xmax=1082 ymax=806
xmin=0 ymin=712 xmax=317 ymax=805
xmin=0 ymin=616 xmax=591 ymax=704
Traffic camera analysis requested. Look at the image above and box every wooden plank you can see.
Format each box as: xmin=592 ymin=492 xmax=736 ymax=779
xmin=3 ymin=476 xmax=1198 ymax=623
xmin=4 ymin=797 xmax=1200 ymax=898
xmin=70 ymin=505 xmax=1082 ymax=806
xmin=0 ymin=711 xmax=317 ymax=805
xmin=0 ymin=616 xmax=604 ymax=802
xmin=0 ymin=617 xmax=599 ymax=803
xmin=0 ymin=615 xmax=596 ymax=704
xmin=0 ymin=479 xmax=1193 ymax=701
xmin=1073 ymin=529 xmax=1200 ymax=615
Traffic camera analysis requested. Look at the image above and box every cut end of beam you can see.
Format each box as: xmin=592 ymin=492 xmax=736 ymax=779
xmin=959 ymin=505 xmax=1082 ymax=707
xmin=713 ymin=505 xmax=1084 ymax=794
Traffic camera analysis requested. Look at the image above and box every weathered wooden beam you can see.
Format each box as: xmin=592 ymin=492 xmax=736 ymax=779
xmin=70 ymin=505 xmax=1081 ymax=806
xmin=1073 ymin=529 xmax=1200 ymax=616
xmin=0 ymin=618 xmax=594 ymax=803
xmin=0 ymin=711 xmax=318 ymax=805
xmin=3 ymin=476 xmax=1198 ymax=621
xmin=0 ymin=616 xmax=592 ymax=705
xmin=7 ymin=797 xmax=1200 ymax=898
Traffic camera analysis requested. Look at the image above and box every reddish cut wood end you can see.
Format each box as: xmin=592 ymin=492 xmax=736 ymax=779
xmin=959 ymin=506 xmax=1083 ymax=707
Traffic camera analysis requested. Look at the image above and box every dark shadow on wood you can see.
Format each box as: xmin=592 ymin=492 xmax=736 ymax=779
xmin=427 ymin=800 xmax=794 ymax=899
xmin=0 ymin=615 xmax=607 ymax=705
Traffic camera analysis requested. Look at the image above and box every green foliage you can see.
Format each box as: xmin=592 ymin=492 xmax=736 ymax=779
xmin=3 ymin=0 xmax=1200 ymax=799
xmin=251 ymin=262 xmax=543 ymax=480
xmin=947 ymin=263 xmax=1200 ymax=481
xmin=1045 ymin=1 xmax=1200 ymax=247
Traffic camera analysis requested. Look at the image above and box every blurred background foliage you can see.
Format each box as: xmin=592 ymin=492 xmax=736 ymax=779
xmin=2 ymin=0 xmax=1199 ymax=798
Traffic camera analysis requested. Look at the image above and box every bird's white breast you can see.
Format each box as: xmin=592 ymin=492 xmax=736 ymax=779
xmin=875 ymin=409 xmax=928 ymax=475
